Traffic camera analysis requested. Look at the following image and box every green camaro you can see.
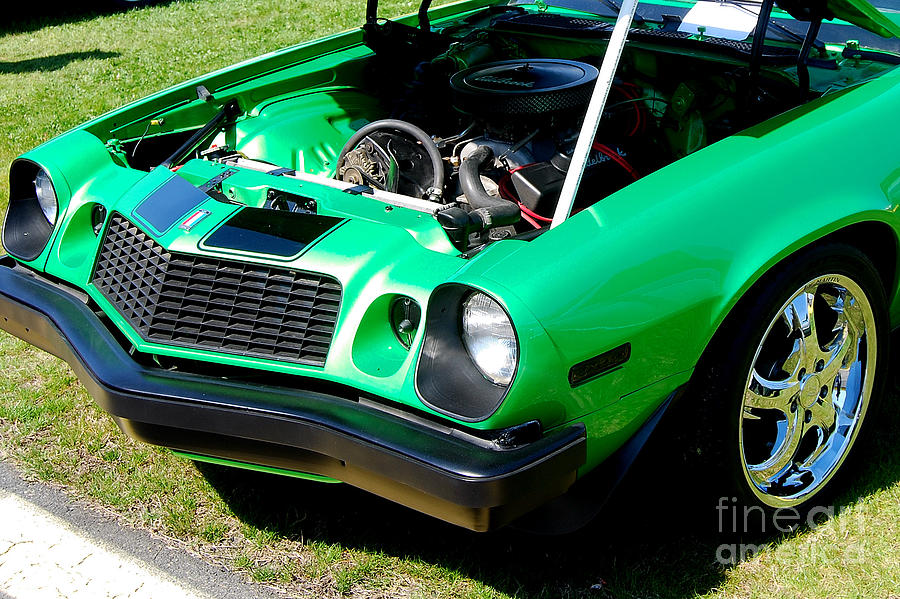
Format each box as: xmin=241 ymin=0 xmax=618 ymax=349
xmin=2 ymin=0 xmax=898 ymax=532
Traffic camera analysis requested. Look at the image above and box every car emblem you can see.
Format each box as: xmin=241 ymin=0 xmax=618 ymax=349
xmin=179 ymin=209 xmax=211 ymax=231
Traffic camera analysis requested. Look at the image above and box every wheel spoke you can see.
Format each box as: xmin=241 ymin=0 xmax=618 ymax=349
xmin=798 ymin=428 xmax=827 ymax=468
xmin=748 ymin=409 xmax=804 ymax=482
xmin=785 ymin=292 xmax=818 ymax=352
xmin=744 ymin=371 xmax=799 ymax=415
xmin=796 ymin=401 xmax=836 ymax=472
xmin=808 ymin=397 xmax=837 ymax=434
xmin=842 ymin=293 xmax=867 ymax=335
xmin=819 ymin=288 xmax=848 ymax=344
xmin=819 ymin=289 xmax=864 ymax=385
xmin=821 ymin=332 xmax=858 ymax=384
xmin=779 ymin=338 xmax=805 ymax=380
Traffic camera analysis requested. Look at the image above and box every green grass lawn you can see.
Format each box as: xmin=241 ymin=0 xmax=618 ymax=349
xmin=0 ymin=2 xmax=898 ymax=598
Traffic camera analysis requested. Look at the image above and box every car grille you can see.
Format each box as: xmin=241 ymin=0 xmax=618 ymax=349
xmin=92 ymin=213 xmax=342 ymax=367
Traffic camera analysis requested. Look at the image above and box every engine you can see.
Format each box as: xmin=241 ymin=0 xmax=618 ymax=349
xmin=335 ymin=58 xmax=657 ymax=248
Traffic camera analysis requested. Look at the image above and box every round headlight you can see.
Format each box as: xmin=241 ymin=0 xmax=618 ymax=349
xmin=33 ymin=169 xmax=58 ymax=225
xmin=461 ymin=292 xmax=518 ymax=386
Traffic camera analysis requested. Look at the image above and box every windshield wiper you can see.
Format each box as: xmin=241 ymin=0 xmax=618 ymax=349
xmin=842 ymin=45 xmax=900 ymax=64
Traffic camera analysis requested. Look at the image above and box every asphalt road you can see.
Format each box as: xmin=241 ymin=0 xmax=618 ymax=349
xmin=0 ymin=459 xmax=282 ymax=599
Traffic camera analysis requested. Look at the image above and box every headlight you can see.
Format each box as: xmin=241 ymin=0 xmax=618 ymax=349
xmin=415 ymin=285 xmax=518 ymax=422
xmin=34 ymin=169 xmax=58 ymax=225
xmin=2 ymin=160 xmax=59 ymax=262
xmin=461 ymin=292 xmax=518 ymax=386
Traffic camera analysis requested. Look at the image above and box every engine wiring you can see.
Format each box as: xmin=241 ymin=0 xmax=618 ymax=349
xmin=499 ymin=166 xmax=558 ymax=229
xmin=613 ymin=83 xmax=644 ymax=136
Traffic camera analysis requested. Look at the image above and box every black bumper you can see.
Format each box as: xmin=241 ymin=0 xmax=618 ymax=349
xmin=0 ymin=257 xmax=585 ymax=531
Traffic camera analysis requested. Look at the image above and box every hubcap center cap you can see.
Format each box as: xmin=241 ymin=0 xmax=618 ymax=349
xmin=800 ymin=373 xmax=823 ymax=408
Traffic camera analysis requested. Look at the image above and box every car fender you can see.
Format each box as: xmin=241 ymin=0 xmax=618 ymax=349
xmin=474 ymin=68 xmax=900 ymax=419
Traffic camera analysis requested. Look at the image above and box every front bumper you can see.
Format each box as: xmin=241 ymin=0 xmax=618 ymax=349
xmin=0 ymin=257 xmax=585 ymax=531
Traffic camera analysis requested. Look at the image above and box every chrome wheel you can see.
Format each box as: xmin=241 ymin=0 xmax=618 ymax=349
xmin=739 ymin=274 xmax=876 ymax=506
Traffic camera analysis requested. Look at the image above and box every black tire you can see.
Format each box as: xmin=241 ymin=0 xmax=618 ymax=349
xmin=691 ymin=243 xmax=889 ymax=532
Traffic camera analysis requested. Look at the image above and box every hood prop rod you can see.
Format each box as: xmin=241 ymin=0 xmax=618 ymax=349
xmin=550 ymin=0 xmax=639 ymax=228
xmin=160 ymin=99 xmax=241 ymax=170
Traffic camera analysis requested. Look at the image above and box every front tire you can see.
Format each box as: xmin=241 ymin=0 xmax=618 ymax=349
xmin=699 ymin=243 xmax=888 ymax=514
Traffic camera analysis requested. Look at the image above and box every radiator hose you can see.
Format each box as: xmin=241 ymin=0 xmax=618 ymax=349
xmin=458 ymin=145 xmax=521 ymax=229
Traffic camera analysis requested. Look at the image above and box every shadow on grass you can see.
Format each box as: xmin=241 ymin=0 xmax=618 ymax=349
xmin=195 ymin=366 xmax=900 ymax=598
xmin=1 ymin=1 xmax=183 ymax=37
xmin=0 ymin=51 xmax=120 ymax=75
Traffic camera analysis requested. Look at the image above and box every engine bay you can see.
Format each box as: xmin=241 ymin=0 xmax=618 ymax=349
xmin=113 ymin=5 xmax=897 ymax=252
xmin=327 ymin=12 xmax=805 ymax=248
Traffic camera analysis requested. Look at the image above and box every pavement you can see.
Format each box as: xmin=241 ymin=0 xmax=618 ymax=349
xmin=0 ymin=460 xmax=282 ymax=599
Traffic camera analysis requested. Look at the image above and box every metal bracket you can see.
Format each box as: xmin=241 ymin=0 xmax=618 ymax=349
xmin=198 ymin=168 xmax=239 ymax=193
xmin=344 ymin=184 xmax=375 ymax=195
xmin=266 ymin=167 xmax=297 ymax=177
xmin=196 ymin=85 xmax=214 ymax=102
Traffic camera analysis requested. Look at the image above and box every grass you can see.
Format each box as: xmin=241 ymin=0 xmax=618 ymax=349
xmin=0 ymin=2 xmax=898 ymax=598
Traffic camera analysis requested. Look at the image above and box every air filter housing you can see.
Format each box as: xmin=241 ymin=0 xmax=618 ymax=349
xmin=450 ymin=59 xmax=599 ymax=118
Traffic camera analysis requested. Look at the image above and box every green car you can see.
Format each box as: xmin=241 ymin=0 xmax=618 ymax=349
xmin=2 ymin=0 xmax=898 ymax=532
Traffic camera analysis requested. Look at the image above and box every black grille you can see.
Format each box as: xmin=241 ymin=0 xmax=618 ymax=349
xmin=93 ymin=214 xmax=342 ymax=367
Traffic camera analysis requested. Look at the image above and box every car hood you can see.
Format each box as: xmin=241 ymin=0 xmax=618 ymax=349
xmin=91 ymin=165 xmax=470 ymax=297
xmin=775 ymin=0 xmax=900 ymax=37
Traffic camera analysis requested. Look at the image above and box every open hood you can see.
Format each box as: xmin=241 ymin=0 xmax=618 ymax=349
xmin=366 ymin=0 xmax=900 ymax=40
xmin=777 ymin=0 xmax=900 ymax=38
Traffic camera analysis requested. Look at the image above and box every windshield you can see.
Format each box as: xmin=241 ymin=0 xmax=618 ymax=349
xmin=511 ymin=0 xmax=900 ymax=53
